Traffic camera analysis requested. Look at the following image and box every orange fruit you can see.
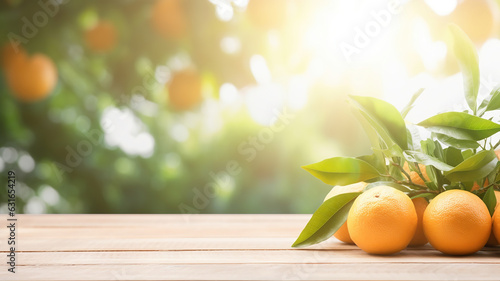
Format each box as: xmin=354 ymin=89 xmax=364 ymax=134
xmin=448 ymin=0 xmax=496 ymax=45
xmin=167 ymin=69 xmax=202 ymax=110
xmin=403 ymin=162 xmax=429 ymax=186
xmin=151 ymin=0 xmax=187 ymax=39
xmin=347 ymin=185 xmax=417 ymax=255
xmin=5 ymin=52 xmax=57 ymax=102
xmin=85 ymin=21 xmax=118 ymax=52
xmin=495 ymin=149 xmax=500 ymax=160
xmin=324 ymin=182 xmax=367 ymax=244
xmin=409 ymin=197 xmax=428 ymax=246
xmin=486 ymin=190 xmax=500 ymax=246
xmin=246 ymin=0 xmax=288 ymax=30
xmin=493 ymin=207 xmax=500 ymax=244
xmin=423 ymin=190 xmax=491 ymax=255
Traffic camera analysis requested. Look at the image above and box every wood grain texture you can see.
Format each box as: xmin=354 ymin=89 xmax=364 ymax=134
xmin=0 ymin=214 xmax=499 ymax=280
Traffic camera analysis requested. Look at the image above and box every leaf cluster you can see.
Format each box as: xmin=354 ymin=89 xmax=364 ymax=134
xmin=293 ymin=24 xmax=500 ymax=248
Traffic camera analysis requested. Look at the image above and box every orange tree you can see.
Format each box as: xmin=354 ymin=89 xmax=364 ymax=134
xmin=0 ymin=0 xmax=330 ymax=213
xmin=293 ymin=25 xmax=500 ymax=248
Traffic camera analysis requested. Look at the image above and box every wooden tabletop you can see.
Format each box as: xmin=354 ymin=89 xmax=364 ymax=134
xmin=0 ymin=214 xmax=499 ymax=280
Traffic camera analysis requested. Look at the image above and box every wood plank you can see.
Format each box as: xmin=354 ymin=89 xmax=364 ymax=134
xmin=0 ymin=214 xmax=310 ymax=227
xmin=2 ymin=264 xmax=500 ymax=280
xmin=16 ymin=249 xmax=500 ymax=265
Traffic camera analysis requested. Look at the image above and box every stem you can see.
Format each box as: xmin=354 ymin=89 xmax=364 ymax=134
xmin=382 ymin=174 xmax=434 ymax=192
xmin=492 ymin=139 xmax=500 ymax=150
xmin=392 ymin=162 xmax=412 ymax=183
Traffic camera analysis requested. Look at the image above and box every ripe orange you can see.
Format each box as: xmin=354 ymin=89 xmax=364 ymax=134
xmin=85 ymin=21 xmax=118 ymax=52
xmin=409 ymin=197 xmax=428 ymax=246
xmin=151 ymin=0 xmax=187 ymax=39
xmin=423 ymin=190 xmax=491 ymax=255
xmin=347 ymin=185 xmax=417 ymax=254
xmin=324 ymin=182 xmax=367 ymax=244
xmin=486 ymin=190 xmax=500 ymax=246
xmin=493 ymin=207 xmax=500 ymax=244
xmin=495 ymin=149 xmax=500 ymax=160
xmin=5 ymin=52 xmax=57 ymax=102
xmin=403 ymin=162 xmax=429 ymax=186
xmin=167 ymin=69 xmax=202 ymax=110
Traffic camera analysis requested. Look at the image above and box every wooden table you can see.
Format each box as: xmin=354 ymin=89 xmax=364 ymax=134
xmin=0 ymin=214 xmax=499 ymax=280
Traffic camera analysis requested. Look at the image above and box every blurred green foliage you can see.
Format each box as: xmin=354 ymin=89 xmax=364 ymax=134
xmin=0 ymin=0 xmax=370 ymax=214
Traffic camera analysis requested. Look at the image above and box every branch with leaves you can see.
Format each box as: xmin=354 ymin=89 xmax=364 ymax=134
xmin=293 ymin=24 xmax=500 ymax=248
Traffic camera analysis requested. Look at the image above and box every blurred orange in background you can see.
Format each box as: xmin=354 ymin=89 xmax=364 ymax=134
xmin=84 ymin=20 xmax=118 ymax=52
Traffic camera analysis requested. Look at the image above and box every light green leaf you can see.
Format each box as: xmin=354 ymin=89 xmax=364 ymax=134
xmin=292 ymin=192 xmax=360 ymax=248
xmin=444 ymin=150 xmax=497 ymax=182
xmin=356 ymin=154 xmax=386 ymax=174
xmin=483 ymin=187 xmax=497 ymax=216
xmin=479 ymin=85 xmax=500 ymax=115
xmin=302 ymin=157 xmax=380 ymax=186
xmin=404 ymin=150 xmax=454 ymax=171
xmin=418 ymin=112 xmax=500 ymax=141
xmin=349 ymin=95 xmax=408 ymax=150
xmin=449 ymin=24 xmax=480 ymax=114
xmin=433 ymin=133 xmax=480 ymax=149
xmin=401 ymin=88 xmax=424 ymax=118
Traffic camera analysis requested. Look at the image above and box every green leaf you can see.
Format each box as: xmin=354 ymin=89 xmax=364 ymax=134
xmin=302 ymin=157 xmax=380 ymax=186
xmin=292 ymin=192 xmax=360 ymax=248
xmin=462 ymin=149 xmax=474 ymax=160
xmin=444 ymin=150 xmax=497 ymax=182
xmin=444 ymin=147 xmax=464 ymax=167
xmin=349 ymin=95 xmax=408 ymax=150
xmin=449 ymin=24 xmax=480 ymax=114
xmin=434 ymin=133 xmax=480 ymax=149
xmin=401 ymin=88 xmax=424 ymax=118
xmin=483 ymin=187 xmax=497 ymax=216
xmin=404 ymin=150 xmax=454 ymax=171
xmin=418 ymin=112 xmax=500 ymax=141
xmin=407 ymin=124 xmax=422 ymax=151
xmin=356 ymin=154 xmax=386 ymax=174
xmin=478 ymin=85 xmax=500 ymax=115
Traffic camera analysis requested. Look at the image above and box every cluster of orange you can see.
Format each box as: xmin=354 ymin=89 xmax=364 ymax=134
xmin=2 ymin=0 xmax=203 ymax=110
xmin=327 ymin=152 xmax=500 ymax=255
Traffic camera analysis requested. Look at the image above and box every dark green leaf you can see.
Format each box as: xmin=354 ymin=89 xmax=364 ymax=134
xmin=292 ymin=192 xmax=360 ymax=248
xmin=404 ymin=150 xmax=454 ymax=171
xmin=483 ymin=187 xmax=497 ymax=216
xmin=418 ymin=112 xmax=500 ymax=141
xmin=449 ymin=24 xmax=480 ymax=114
xmin=401 ymin=88 xmax=424 ymax=118
xmin=444 ymin=147 xmax=464 ymax=167
xmin=434 ymin=133 xmax=479 ymax=149
xmin=302 ymin=157 xmax=380 ymax=186
xmin=349 ymin=95 xmax=408 ymax=150
xmin=444 ymin=150 xmax=497 ymax=182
